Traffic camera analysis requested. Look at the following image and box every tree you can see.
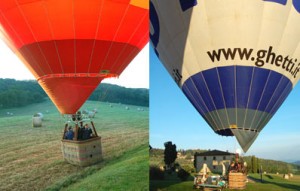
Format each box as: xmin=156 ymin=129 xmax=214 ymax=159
xmin=251 ymin=155 xmax=257 ymax=173
xmin=164 ymin=141 xmax=177 ymax=171
xmin=257 ymin=158 xmax=260 ymax=173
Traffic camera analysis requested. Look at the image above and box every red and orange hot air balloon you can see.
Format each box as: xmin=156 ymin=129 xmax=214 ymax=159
xmin=0 ymin=0 xmax=148 ymax=114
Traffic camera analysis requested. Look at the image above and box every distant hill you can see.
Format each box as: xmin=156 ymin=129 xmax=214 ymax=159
xmin=150 ymin=148 xmax=300 ymax=175
xmin=0 ymin=78 xmax=149 ymax=109
xmin=0 ymin=79 xmax=46 ymax=109
xmin=89 ymin=83 xmax=149 ymax=107
xmin=293 ymin=161 xmax=300 ymax=166
xmin=243 ymin=156 xmax=300 ymax=174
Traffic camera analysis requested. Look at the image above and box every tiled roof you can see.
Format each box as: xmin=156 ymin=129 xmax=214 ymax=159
xmin=195 ymin=149 xmax=235 ymax=156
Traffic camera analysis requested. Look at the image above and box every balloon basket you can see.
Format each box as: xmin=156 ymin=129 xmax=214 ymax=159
xmin=61 ymin=136 xmax=103 ymax=166
xmin=228 ymin=172 xmax=246 ymax=190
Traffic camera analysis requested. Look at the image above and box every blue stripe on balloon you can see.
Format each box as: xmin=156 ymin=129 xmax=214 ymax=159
xmin=179 ymin=0 xmax=197 ymax=11
xmin=182 ymin=66 xmax=292 ymax=116
xmin=263 ymin=0 xmax=287 ymax=5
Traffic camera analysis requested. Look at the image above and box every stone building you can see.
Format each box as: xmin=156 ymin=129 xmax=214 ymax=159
xmin=194 ymin=149 xmax=235 ymax=174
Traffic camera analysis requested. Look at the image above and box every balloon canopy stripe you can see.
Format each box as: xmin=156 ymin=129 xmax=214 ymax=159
xmin=0 ymin=0 xmax=148 ymax=49
xmin=183 ymin=66 xmax=292 ymax=116
xmin=182 ymin=66 xmax=292 ymax=131
xmin=0 ymin=0 xmax=148 ymax=114
xmin=17 ymin=39 xmax=140 ymax=78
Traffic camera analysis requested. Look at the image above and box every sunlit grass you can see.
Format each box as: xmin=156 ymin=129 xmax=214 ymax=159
xmin=150 ymin=173 xmax=300 ymax=191
xmin=0 ymin=100 xmax=148 ymax=191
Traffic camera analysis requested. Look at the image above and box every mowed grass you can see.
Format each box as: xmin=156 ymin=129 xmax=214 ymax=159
xmin=150 ymin=173 xmax=300 ymax=191
xmin=244 ymin=173 xmax=300 ymax=191
xmin=62 ymin=145 xmax=149 ymax=191
xmin=0 ymin=100 xmax=149 ymax=191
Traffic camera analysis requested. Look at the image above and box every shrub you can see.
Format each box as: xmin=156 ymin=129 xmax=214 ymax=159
xmin=181 ymin=165 xmax=194 ymax=174
xmin=150 ymin=165 xmax=164 ymax=180
xmin=177 ymin=168 xmax=190 ymax=181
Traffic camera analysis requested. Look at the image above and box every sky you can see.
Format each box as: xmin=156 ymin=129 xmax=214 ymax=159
xmin=150 ymin=47 xmax=300 ymax=162
xmin=0 ymin=39 xmax=149 ymax=89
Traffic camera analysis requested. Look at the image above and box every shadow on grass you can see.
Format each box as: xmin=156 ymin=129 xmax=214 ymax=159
xmin=150 ymin=171 xmax=194 ymax=191
xmin=265 ymin=174 xmax=274 ymax=179
xmin=249 ymin=175 xmax=300 ymax=191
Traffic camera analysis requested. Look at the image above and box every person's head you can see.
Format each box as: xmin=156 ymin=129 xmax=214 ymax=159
xmin=68 ymin=126 xmax=72 ymax=130
xmin=85 ymin=124 xmax=89 ymax=128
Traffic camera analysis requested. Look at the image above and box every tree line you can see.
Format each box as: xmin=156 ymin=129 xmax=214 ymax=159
xmin=150 ymin=147 xmax=300 ymax=175
xmin=89 ymin=83 xmax=149 ymax=107
xmin=0 ymin=79 xmax=45 ymax=108
xmin=243 ymin=155 xmax=299 ymax=174
xmin=0 ymin=79 xmax=149 ymax=109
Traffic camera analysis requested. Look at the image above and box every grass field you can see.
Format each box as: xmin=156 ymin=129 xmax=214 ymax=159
xmin=0 ymin=100 xmax=149 ymax=191
xmin=150 ymin=173 xmax=300 ymax=191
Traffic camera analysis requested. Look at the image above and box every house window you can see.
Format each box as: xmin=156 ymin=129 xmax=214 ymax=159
xmin=213 ymin=156 xmax=216 ymax=160
xmin=223 ymin=156 xmax=226 ymax=160
xmin=204 ymin=156 xmax=206 ymax=161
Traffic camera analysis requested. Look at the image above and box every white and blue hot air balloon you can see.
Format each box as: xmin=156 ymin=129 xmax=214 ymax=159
xmin=150 ymin=0 xmax=300 ymax=152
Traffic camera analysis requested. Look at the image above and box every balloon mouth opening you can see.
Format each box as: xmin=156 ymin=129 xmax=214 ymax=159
xmin=215 ymin=128 xmax=258 ymax=136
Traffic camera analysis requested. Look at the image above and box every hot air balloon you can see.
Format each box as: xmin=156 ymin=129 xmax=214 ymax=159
xmin=150 ymin=0 xmax=300 ymax=152
xmin=0 ymin=0 xmax=148 ymax=166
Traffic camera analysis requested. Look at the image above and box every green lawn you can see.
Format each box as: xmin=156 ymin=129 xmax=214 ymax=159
xmin=61 ymin=145 xmax=149 ymax=191
xmin=243 ymin=173 xmax=300 ymax=191
xmin=150 ymin=173 xmax=300 ymax=191
xmin=0 ymin=100 xmax=149 ymax=191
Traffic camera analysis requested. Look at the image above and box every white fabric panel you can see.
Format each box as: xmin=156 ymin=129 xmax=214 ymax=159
xmin=152 ymin=0 xmax=300 ymax=86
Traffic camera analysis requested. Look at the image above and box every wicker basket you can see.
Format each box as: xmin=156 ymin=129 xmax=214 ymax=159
xmin=228 ymin=172 xmax=246 ymax=189
xmin=61 ymin=136 xmax=103 ymax=166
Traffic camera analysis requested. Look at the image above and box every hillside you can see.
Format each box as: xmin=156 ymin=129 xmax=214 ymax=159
xmin=0 ymin=100 xmax=148 ymax=190
xmin=293 ymin=161 xmax=300 ymax=165
xmin=150 ymin=148 xmax=300 ymax=175
xmin=0 ymin=79 xmax=46 ymax=108
xmin=0 ymin=78 xmax=149 ymax=109
xmin=243 ymin=156 xmax=300 ymax=175
xmin=89 ymin=83 xmax=149 ymax=107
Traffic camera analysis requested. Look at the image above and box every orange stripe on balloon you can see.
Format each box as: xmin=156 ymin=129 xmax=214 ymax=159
xmin=37 ymin=73 xmax=118 ymax=81
xmin=130 ymin=0 xmax=148 ymax=9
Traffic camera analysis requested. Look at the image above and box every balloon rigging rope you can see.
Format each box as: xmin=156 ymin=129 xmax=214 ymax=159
xmin=99 ymin=3 xmax=130 ymax=72
xmin=256 ymin=76 xmax=289 ymax=132
xmin=115 ymin=32 xmax=148 ymax=75
xmin=41 ymin=0 xmax=64 ymax=74
xmin=88 ymin=0 xmax=104 ymax=73
xmin=248 ymin=71 xmax=272 ymax=131
xmin=155 ymin=3 xmax=224 ymax=133
xmin=185 ymin=80 xmax=220 ymax=132
xmin=175 ymin=3 xmax=225 ymax=133
xmin=254 ymin=76 xmax=284 ymax=131
xmin=112 ymin=9 xmax=148 ymax=74
xmin=71 ymin=0 xmax=77 ymax=74
xmin=215 ymin=67 xmax=231 ymax=128
xmin=234 ymin=65 xmax=238 ymax=128
xmin=242 ymin=67 xmax=256 ymax=131
xmin=12 ymin=1 xmax=49 ymax=76
xmin=200 ymin=72 xmax=226 ymax=131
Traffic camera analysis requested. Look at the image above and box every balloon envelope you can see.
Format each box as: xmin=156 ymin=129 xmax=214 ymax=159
xmin=0 ymin=0 xmax=148 ymax=114
xmin=150 ymin=0 xmax=300 ymax=152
